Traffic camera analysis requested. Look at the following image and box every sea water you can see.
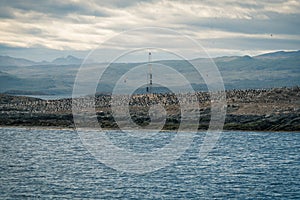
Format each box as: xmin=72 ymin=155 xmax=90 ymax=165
xmin=0 ymin=127 xmax=299 ymax=199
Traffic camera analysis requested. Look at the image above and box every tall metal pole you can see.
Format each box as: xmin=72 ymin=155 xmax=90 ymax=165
xmin=148 ymin=51 xmax=152 ymax=94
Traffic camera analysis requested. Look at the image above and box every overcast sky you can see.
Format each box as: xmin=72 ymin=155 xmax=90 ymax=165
xmin=0 ymin=0 xmax=299 ymax=61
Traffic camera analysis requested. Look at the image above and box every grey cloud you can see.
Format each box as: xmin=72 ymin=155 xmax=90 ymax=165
xmin=0 ymin=6 xmax=15 ymax=18
xmin=23 ymin=28 xmax=43 ymax=35
xmin=0 ymin=0 xmax=157 ymax=19
xmin=0 ymin=0 xmax=109 ymax=18
xmin=93 ymin=0 xmax=156 ymax=8
xmin=186 ymin=13 xmax=300 ymax=35
xmin=0 ymin=0 xmax=299 ymax=60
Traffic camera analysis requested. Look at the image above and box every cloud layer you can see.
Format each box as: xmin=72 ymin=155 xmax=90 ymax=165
xmin=0 ymin=0 xmax=299 ymax=60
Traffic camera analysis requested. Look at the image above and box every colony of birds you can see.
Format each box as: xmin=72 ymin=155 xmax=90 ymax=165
xmin=0 ymin=86 xmax=299 ymax=131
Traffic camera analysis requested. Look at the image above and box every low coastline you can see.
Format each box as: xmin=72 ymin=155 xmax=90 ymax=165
xmin=1 ymin=86 xmax=299 ymax=132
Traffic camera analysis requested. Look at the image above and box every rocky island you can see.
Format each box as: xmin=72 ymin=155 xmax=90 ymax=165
xmin=0 ymin=86 xmax=299 ymax=131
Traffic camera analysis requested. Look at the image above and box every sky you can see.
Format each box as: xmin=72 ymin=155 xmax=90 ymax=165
xmin=0 ymin=0 xmax=299 ymax=62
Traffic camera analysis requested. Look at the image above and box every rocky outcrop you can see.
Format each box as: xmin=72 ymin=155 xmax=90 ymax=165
xmin=0 ymin=86 xmax=299 ymax=131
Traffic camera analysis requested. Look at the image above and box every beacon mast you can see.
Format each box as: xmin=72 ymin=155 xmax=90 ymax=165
xmin=147 ymin=51 xmax=152 ymax=94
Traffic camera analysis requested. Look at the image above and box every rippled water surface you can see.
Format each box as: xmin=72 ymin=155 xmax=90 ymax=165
xmin=0 ymin=127 xmax=299 ymax=199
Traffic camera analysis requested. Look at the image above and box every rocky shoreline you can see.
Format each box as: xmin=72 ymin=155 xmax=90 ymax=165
xmin=0 ymin=87 xmax=299 ymax=131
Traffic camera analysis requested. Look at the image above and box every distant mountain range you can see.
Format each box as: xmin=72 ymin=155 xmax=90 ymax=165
xmin=51 ymin=55 xmax=83 ymax=65
xmin=0 ymin=55 xmax=83 ymax=67
xmin=0 ymin=55 xmax=37 ymax=67
xmin=0 ymin=50 xmax=299 ymax=95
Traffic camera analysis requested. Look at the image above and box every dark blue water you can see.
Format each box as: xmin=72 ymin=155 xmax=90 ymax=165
xmin=0 ymin=127 xmax=299 ymax=199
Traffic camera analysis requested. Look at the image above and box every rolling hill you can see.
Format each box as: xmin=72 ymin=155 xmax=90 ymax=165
xmin=0 ymin=50 xmax=299 ymax=95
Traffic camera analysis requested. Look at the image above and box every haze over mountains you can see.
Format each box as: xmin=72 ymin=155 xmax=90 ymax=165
xmin=0 ymin=55 xmax=83 ymax=67
xmin=0 ymin=50 xmax=299 ymax=95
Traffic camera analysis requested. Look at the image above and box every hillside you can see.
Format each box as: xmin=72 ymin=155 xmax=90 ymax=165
xmin=0 ymin=50 xmax=299 ymax=94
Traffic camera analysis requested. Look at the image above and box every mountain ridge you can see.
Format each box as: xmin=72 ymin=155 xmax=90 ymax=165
xmin=1 ymin=50 xmax=300 ymax=66
xmin=0 ymin=50 xmax=299 ymax=95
